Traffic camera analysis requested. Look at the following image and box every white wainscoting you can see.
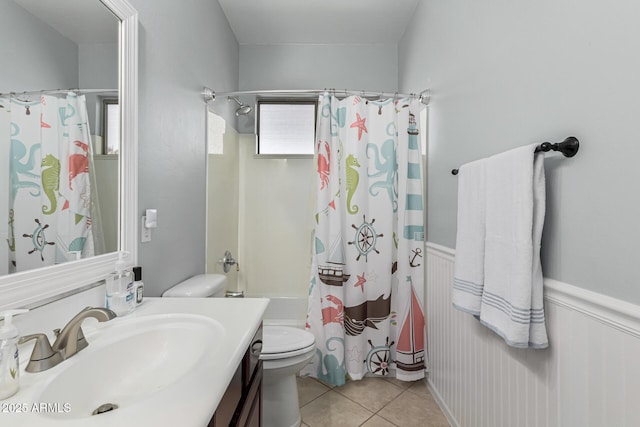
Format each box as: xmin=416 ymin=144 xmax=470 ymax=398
xmin=426 ymin=242 xmax=640 ymax=427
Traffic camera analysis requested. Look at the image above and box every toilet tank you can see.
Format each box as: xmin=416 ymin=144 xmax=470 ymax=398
xmin=162 ymin=274 xmax=227 ymax=298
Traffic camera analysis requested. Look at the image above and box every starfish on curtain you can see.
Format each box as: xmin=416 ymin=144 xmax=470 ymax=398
xmin=350 ymin=113 xmax=367 ymax=140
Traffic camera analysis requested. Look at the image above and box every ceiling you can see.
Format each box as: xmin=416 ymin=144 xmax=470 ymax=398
xmin=13 ymin=0 xmax=118 ymax=44
xmin=12 ymin=0 xmax=419 ymax=46
xmin=217 ymin=0 xmax=420 ymax=45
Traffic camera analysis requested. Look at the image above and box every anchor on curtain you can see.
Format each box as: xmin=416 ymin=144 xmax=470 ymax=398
xmin=0 ymin=93 xmax=97 ymax=275
xmin=302 ymin=93 xmax=426 ymax=386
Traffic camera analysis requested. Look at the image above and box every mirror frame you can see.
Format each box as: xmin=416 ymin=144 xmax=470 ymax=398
xmin=0 ymin=0 xmax=138 ymax=311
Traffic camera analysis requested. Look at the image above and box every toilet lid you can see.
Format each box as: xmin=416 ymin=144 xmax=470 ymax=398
xmin=161 ymin=274 xmax=226 ymax=297
xmin=261 ymin=326 xmax=315 ymax=355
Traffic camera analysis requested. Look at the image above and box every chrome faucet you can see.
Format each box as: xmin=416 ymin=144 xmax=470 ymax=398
xmin=51 ymin=306 xmax=117 ymax=359
xmin=19 ymin=307 xmax=117 ymax=373
xmin=18 ymin=333 xmax=64 ymax=373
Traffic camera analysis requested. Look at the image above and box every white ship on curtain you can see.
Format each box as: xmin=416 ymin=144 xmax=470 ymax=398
xmin=0 ymin=93 xmax=95 ymax=274
xmin=303 ymin=92 xmax=426 ymax=386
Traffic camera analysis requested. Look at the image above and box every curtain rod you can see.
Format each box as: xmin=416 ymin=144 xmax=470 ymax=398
xmin=0 ymin=88 xmax=118 ymax=97
xmin=202 ymin=87 xmax=430 ymax=105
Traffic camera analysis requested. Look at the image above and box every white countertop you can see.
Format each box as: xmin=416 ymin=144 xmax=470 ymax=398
xmin=1 ymin=297 xmax=269 ymax=426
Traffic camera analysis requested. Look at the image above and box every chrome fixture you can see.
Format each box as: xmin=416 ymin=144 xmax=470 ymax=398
xmin=202 ymin=87 xmax=215 ymax=103
xmin=18 ymin=333 xmax=64 ymax=373
xmin=52 ymin=307 xmax=117 ymax=359
xmin=228 ymin=96 xmax=253 ymax=116
xmin=202 ymin=87 xmax=431 ymax=106
xmin=225 ymin=290 xmax=245 ymax=298
xmin=219 ymin=250 xmax=238 ymax=273
xmin=18 ymin=307 xmax=116 ymax=372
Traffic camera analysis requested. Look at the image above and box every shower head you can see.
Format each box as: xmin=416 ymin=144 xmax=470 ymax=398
xmin=228 ymin=96 xmax=253 ymax=116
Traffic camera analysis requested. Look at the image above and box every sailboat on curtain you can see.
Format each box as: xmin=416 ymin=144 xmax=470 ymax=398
xmin=317 ymin=233 xmax=351 ymax=286
xmin=396 ymin=283 xmax=426 ymax=371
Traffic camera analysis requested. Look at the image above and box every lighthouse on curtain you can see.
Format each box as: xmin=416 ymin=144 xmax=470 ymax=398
xmin=395 ymin=111 xmax=426 ymax=372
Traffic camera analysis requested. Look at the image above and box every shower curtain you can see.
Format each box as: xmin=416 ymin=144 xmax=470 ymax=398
xmin=0 ymin=93 xmax=97 ymax=274
xmin=302 ymin=93 xmax=426 ymax=386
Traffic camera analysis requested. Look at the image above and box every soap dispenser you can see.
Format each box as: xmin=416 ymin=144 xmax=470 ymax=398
xmin=105 ymin=251 xmax=135 ymax=316
xmin=0 ymin=309 xmax=28 ymax=400
xmin=133 ymin=266 xmax=144 ymax=305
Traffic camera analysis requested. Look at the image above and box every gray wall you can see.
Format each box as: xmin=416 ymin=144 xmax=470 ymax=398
xmin=239 ymin=44 xmax=398 ymax=90
xmin=237 ymin=44 xmax=398 ymax=132
xmin=399 ymin=0 xmax=640 ymax=303
xmin=79 ymin=43 xmax=118 ymax=137
xmin=0 ymin=0 xmax=78 ymax=92
xmin=130 ymin=0 xmax=239 ymax=296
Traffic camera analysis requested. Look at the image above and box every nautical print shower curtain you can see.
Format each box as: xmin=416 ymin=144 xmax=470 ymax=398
xmin=0 ymin=93 xmax=95 ymax=274
xmin=302 ymin=93 xmax=426 ymax=386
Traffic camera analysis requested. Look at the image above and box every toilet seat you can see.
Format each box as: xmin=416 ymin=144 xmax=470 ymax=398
xmin=260 ymin=326 xmax=315 ymax=361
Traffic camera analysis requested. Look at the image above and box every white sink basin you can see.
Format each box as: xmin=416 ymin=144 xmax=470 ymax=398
xmin=37 ymin=313 xmax=224 ymax=420
xmin=6 ymin=298 xmax=269 ymax=427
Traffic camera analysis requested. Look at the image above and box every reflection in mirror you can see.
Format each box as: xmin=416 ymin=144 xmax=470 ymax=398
xmin=0 ymin=0 xmax=119 ymax=276
xmin=0 ymin=0 xmax=137 ymax=311
xmin=103 ymin=98 xmax=120 ymax=154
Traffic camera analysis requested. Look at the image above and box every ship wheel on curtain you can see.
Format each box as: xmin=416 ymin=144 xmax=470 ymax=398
xmin=365 ymin=337 xmax=395 ymax=375
xmin=348 ymin=215 xmax=383 ymax=262
xmin=23 ymin=218 xmax=54 ymax=261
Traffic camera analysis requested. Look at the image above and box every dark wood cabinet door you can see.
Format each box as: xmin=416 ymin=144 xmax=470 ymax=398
xmin=232 ymin=362 xmax=262 ymax=427
xmin=210 ymin=324 xmax=263 ymax=427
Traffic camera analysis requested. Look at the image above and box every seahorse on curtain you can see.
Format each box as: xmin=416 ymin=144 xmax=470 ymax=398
xmin=345 ymin=154 xmax=360 ymax=214
xmin=41 ymin=154 xmax=60 ymax=215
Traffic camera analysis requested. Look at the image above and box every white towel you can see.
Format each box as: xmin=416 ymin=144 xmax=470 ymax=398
xmin=480 ymin=144 xmax=548 ymax=348
xmin=452 ymin=159 xmax=487 ymax=315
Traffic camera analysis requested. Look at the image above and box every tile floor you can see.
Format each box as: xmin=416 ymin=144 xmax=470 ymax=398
xmin=297 ymin=376 xmax=450 ymax=427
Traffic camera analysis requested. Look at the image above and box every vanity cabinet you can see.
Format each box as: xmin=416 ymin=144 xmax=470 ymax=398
xmin=210 ymin=324 xmax=263 ymax=427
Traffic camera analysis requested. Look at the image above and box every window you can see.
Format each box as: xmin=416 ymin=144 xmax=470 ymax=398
xmin=257 ymin=99 xmax=317 ymax=156
xmin=102 ymin=98 xmax=120 ymax=154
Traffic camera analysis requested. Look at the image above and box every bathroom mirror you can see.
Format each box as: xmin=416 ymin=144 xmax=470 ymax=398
xmin=0 ymin=0 xmax=138 ymax=310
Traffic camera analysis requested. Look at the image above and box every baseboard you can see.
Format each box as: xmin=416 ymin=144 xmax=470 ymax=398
xmin=427 ymin=377 xmax=459 ymax=427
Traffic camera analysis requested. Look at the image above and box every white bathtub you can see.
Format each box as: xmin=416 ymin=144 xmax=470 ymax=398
xmin=249 ymin=296 xmax=308 ymax=328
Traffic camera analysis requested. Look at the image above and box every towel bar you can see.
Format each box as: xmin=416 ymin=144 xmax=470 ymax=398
xmin=451 ymin=136 xmax=579 ymax=175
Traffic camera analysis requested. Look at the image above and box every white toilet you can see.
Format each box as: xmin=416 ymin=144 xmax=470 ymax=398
xmin=162 ymin=274 xmax=315 ymax=427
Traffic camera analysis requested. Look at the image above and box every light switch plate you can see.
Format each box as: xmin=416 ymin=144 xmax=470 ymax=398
xmin=141 ymin=216 xmax=151 ymax=243
xmin=145 ymin=209 xmax=158 ymax=228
